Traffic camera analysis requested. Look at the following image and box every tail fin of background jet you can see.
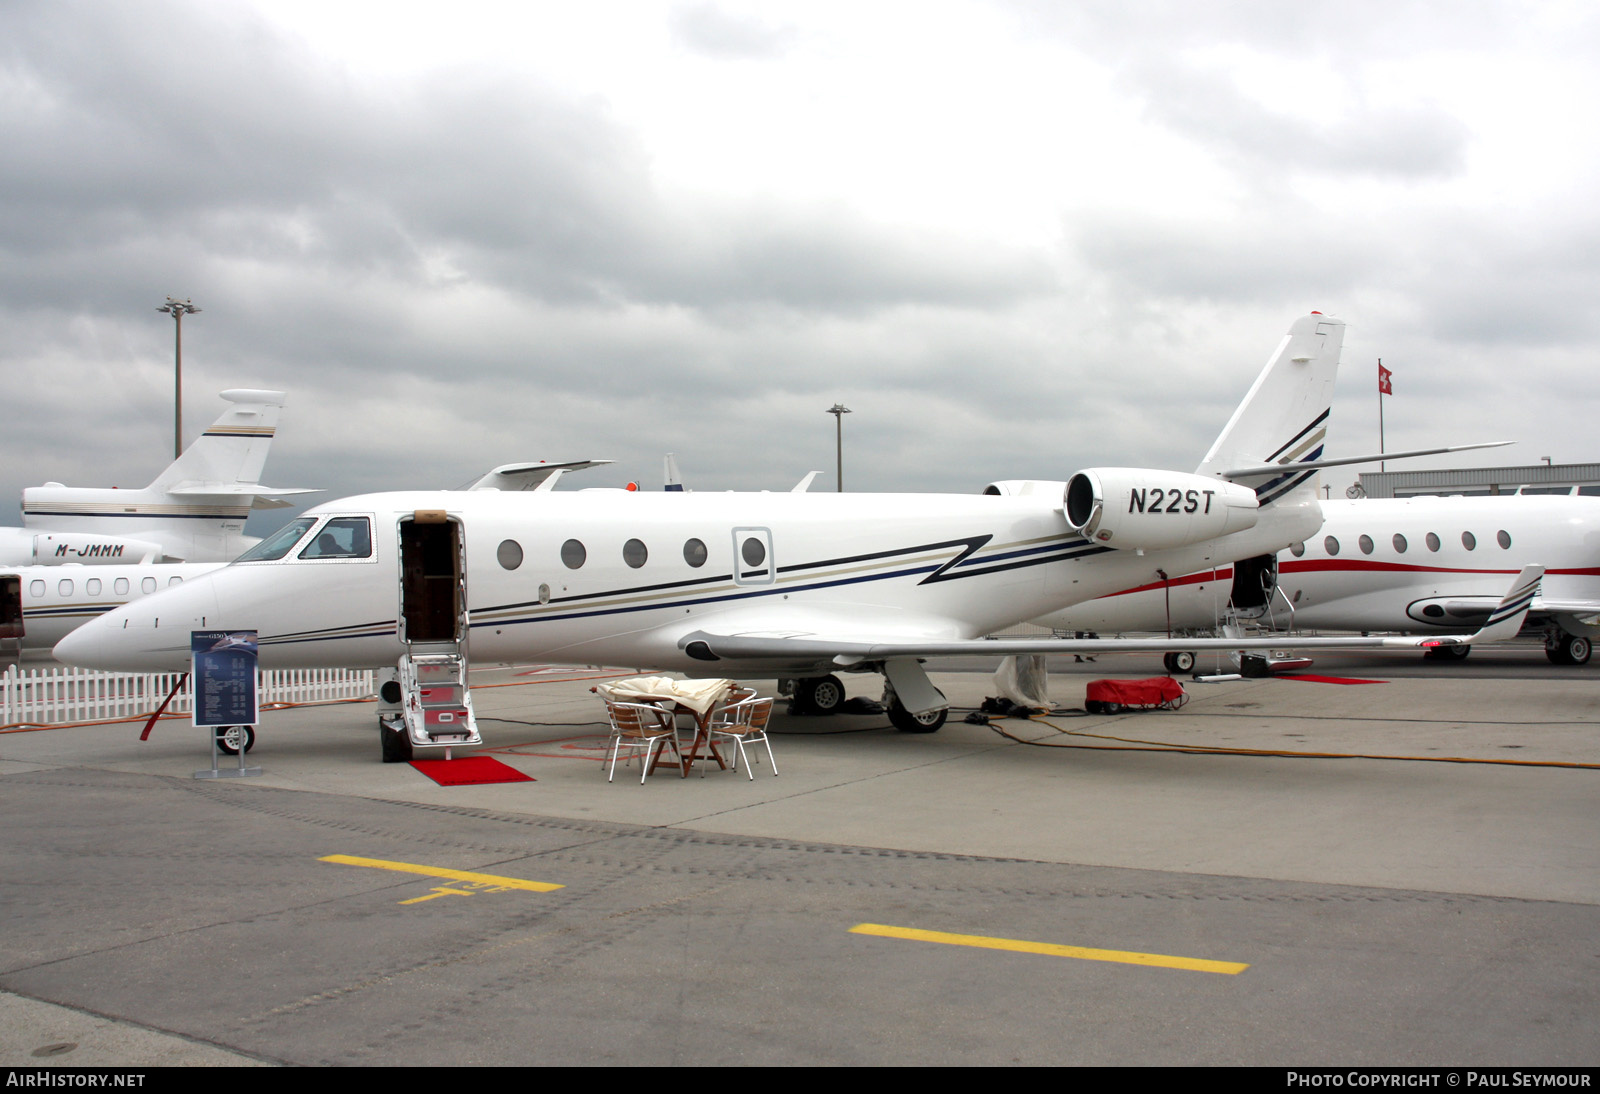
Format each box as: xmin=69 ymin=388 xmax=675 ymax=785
xmin=146 ymin=389 xmax=292 ymax=495
xmin=18 ymin=389 xmax=315 ymax=563
xmin=1194 ymin=313 xmax=1344 ymax=505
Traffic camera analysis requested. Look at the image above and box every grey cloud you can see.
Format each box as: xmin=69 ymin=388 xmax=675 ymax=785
xmin=1123 ymin=62 xmax=1469 ymax=182
xmin=671 ymin=4 xmax=800 ymax=60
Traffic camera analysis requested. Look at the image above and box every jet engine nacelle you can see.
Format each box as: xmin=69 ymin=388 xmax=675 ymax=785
xmin=1064 ymin=468 xmax=1259 ymax=550
xmin=0 ymin=530 xmax=168 ymax=566
xmin=981 ymin=480 xmax=1070 ymax=498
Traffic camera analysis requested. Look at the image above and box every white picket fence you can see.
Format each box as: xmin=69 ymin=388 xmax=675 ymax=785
xmin=0 ymin=663 xmax=375 ymax=727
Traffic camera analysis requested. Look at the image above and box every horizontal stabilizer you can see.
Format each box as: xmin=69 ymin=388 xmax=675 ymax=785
xmin=1223 ymin=440 xmax=1513 ymax=480
xmin=469 ymin=460 xmax=614 ymax=491
xmin=166 ymin=484 xmax=321 ymax=496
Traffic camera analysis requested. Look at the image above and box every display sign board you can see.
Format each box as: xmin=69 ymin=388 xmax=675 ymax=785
xmin=190 ymin=631 xmax=259 ymax=728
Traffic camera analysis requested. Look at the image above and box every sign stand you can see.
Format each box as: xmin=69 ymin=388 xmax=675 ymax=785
xmin=191 ymin=631 xmax=262 ymax=780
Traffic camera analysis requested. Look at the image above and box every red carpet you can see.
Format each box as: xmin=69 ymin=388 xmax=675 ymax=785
xmin=410 ymin=756 xmax=533 ymax=785
xmin=1278 ymin=674 xmax=1386 ymax=685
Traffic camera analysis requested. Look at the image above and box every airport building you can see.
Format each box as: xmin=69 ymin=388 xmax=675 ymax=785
xmin=1354 ymin=462 xmax=1600 ymax=499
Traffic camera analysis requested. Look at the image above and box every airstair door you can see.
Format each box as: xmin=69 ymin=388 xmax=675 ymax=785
xmin=399 ymin=511 xmax=465 ymax=649
xmin=385 ymin=511 xmax=481 ymax=760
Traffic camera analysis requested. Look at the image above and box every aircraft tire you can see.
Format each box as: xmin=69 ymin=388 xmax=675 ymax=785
xmin=380 ymin=716 xmax=414 ymax=763
xmin=214 ymin=725 xmax=255 ymax=755
xmin=888 ymin=693 xmax=947 ymax=733
xmin=1164 ymin=651 xmax=1196 ymax=673
xmin=795 ymin=674 xmax=846 ymax=715
xmin=1551 ymin=633 xmax=1592 ymax=666
xmin=1449 ymin=645 xmax=1472 ymax=661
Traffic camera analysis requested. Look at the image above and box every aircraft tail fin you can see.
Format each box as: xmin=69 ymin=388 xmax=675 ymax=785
xmin=1194 ymin=313 xmax=1344 ymax=506
xmin=148 ymin=389 xmax=287 ymax=493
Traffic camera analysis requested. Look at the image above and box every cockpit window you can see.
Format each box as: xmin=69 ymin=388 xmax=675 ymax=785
xmin=235 ymin=518 xmax=316 ymax=562
xmin=299 ymin=517 xmax=373 ymax=560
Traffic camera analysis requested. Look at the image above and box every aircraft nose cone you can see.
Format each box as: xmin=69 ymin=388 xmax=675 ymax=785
xmin=54 ymin=578 xmax=219 ymax=672
xmin=53 ymin=618 xmax=105 ymax=668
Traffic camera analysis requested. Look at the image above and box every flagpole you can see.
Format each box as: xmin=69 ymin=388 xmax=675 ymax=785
xmin=1378 ymin=358 xmax=1386 ymax=472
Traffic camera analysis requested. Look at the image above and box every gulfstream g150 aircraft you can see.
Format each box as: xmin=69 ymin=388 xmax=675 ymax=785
xmin=59 ymin=313 xmax=1508 ymax=758
xmin=0 ymin=390 xmax=315 ymax=566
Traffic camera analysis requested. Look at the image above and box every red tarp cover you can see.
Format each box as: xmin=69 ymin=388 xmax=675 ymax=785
xmin=1085 ymin=677 xmax=1186 ymax=707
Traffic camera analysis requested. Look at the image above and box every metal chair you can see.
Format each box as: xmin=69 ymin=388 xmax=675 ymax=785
xmin=602 ymin=698 xmax=683 ymax=783
xmin=707 ymin=697 xmax=777 ymax=779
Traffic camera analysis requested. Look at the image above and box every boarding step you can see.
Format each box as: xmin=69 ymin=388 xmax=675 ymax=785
xmin=397 ymin=650 xmax=481 ymax=751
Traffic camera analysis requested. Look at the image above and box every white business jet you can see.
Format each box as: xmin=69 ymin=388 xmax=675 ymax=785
xmin=57 ymin=313 xmax=1525 ymax=760
xmin=1039 ymin=494 xmax=1600 ymax=666
xmin=0 ymin=389 xmax=315 ymax=567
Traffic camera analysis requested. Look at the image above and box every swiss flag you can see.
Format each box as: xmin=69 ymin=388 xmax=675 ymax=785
xmin=1378 ymin=363 xmax=1393 ymax=396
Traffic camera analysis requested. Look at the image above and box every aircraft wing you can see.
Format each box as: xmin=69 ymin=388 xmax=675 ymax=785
xmin=1532 ymin=597 xmax=1600 ymax=618
xmin=681 ymin=566 xmax=1544 ymax=666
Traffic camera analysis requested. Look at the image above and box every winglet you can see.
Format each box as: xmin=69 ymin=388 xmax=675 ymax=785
xmin=1429 ymin=565 xmax=1543 ymax=649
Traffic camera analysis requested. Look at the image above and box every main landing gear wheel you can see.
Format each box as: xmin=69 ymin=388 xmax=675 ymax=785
xmin=1425 ymin=645 xmax=1472 ymax=662
xmin=379 ymin=716 xmax=414 ymax=763
xmin=1163 ymin=651 xmax=1196 ymax=673
xmin=214 ymin=725 xmax=255 ymax=755
xmin=794 ymin=674 xmax=846 ymax=715
xmin=1546 ymin=632 xmax=1592 ymax=666
xmin=888 ymin=692 xmax=948 ymax=734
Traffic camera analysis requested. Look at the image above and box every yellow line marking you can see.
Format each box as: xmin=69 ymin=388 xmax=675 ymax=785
xmin=849 ymin=923 xmax=1248 ymax=975
xmin=319 ymin=854 xmax=563 ymax=892
xmin=399 ymin=886 xmax=477 ymax=905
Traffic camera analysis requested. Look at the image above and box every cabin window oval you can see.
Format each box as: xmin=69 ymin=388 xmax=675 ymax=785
xmin=1425 ymin=532 xmax=1441 ymax=552
xmin=1358 ymin=534 xmax=1374 ymax=555
xmin=1288 ymin=541 xmax=1305 ymax=557
xmin=87 ymin=578 xmax=102 ymax=595
xmin=29 ymin=580 xmax=44 ymax=598
xmin=623 ymin=539 xmax=648 ymax=568
xmin=169 ymin=576 xmax=183 ymax=587
xmin=1497 ymin=530 xmax=1511 ymax=549
xmin=683 ymin=538 xmax=708 ymax=567
xmin=114 ymin=577 xmax=129 ymax=595
xmin=1461 ymin=531 xmax=1477 ymax=551
xmin=1323 ymin=535 xmax=1340 ymax=556
xmin=1392 ymin=534 xmax=1408 ymax=553
xmin=142 ymin=576 xmax=157 ymax=593
xmin=58 ymin=579 xmax=73 ymax=596
xmin=560 ymin=539 xmax=586 ymax=569
xmin=742 ymin=537 xmax=767 ymax=567
xmin=496 ymin=539 xmax=524 ymax=570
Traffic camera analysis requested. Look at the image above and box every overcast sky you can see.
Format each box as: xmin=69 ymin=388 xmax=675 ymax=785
xmin=4 ymin=1 xmax=1597 ymax=531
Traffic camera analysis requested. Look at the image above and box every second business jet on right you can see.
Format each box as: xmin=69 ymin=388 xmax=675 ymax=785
xmin=1037 ymin=492 xmax=1600 ymax=666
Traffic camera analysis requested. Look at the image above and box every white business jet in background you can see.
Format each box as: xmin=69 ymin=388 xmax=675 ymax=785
xmin=1039 ymin=493 xmax=1600 ymax=667
xmin=0 ymin=389 xmax=315 ymax=567
xmin=58 ymin=313 xmax=1527 ymax=760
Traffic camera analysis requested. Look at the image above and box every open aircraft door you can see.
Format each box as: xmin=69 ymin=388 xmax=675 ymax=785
xmin=384 ymin=511 xmax=481 ymax=762
xmin=399 ymin=511 xmax=466 ymax=647
xmin=0 ymin=574 xmax=21 ymax=665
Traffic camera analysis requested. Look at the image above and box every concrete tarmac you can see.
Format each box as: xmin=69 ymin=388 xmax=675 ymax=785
xmin=1 ymin=648 xmax=1596 ymax=1066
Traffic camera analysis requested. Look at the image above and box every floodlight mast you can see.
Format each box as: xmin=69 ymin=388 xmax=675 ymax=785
xmin=158 ymin=297 xmax=201 ymax=458
xmin=827 ymin=403 xmax=851 ymax=492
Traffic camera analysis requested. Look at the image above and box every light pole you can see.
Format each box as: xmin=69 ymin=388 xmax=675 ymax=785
xmin=158 ymin=297 xmax=201 ymax=458
xmin=827 ymin=403 xmax=851 ymax=492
